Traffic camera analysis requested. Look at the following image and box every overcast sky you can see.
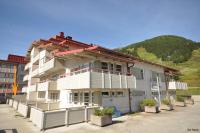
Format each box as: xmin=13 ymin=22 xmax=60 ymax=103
xmin=0 ymin=0 xmax=200 ymax=59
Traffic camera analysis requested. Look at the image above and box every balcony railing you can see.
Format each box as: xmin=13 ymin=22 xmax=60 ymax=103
xmin=39 ymin=58 xmax=64 ymax=75
xmin=37 ymin=80 xmax=57 ymax=91
xmin=22 ymin=86 xmax=27 ymax=93
xmin=23 ymin=74 xmax=29 ymax=81
xmin=24 ymin=63 xmax=30 ymax=70
xmin=168 ymin=81 xmax=188 ymax=90
xmin=57 ymin=67 xmax=136 ymax=90
xmin=32 ymin=54 xmax=40 ymax=64
xmin=31 ymin=68 xmax=39 ymax=77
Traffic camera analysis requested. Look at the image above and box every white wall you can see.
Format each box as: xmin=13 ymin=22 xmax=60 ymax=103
xmin=59 ymin=90 xmax=72 ymax=108
xmin=134 ymin=62 xmax=166 ymax=99
xmin=102 ymin=91 xmax=130 ymax=114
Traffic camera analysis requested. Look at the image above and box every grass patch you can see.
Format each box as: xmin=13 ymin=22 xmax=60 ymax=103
xmin=176 ymin=87 xmax=200 ymax=96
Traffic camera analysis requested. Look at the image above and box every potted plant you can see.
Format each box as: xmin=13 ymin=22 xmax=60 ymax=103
xmin=140 ymin=99 xmax=159 ymax=113
xmin=175 ymin=96 xmax=186 ymax=107
xmin=182 ymin=95 xmax=194 ymax=105
xmin=160 ymin=99 xmax=173 ymax=111
xmin=91 ymin=107 xmax=114 ymax=127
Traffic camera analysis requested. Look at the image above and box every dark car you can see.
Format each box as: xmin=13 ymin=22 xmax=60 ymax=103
xmin=0 ymin=93 xmax=6 ymax=104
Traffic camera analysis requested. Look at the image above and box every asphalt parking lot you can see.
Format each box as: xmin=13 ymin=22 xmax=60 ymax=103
xmin=0 ymin=102 xmax=200 ymax=133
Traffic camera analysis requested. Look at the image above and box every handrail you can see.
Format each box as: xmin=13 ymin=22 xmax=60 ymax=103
xmin=58 ymin=67 xmax=134 ymax=79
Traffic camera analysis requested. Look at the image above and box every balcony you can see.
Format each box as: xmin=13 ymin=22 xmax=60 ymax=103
xmin=23 ymin=74 xmax=29 ymax=81
xmin=37 ymin=81 xmax=57 ymax=91
xmin=32 ymin=54 xmax=40 ymax=64
xmin=57 ymin=68 xmax=136 ymax=90
xmin=22 ymin=86 xmax=27 ymax=93
xmin=168 ymin=81 xmax=188 ymax=90
xmin=31 ymin=68 xmax=39 ymax=77
xmin=24 ymin=63 xmax=30 ymax=70
xmin=29 ymin=84 xmax=37 ymax=92
xmin=39 ymin=58 xmax=64 ymax=75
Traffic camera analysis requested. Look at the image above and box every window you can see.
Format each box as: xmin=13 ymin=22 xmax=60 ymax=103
xmin=110 ymin=64 xmax=114 ymax=72
xmin=160 ymin=73 xmax=165 ymax=82
xmin=116 ymin=65 xmax=122 ymax=73
xmin=102 ymin=92 xmax=109 ymax=97
xmin=101 ymin=62 xmax=108 ymax=70
xmin=111 ymin=92 xmax=115 ymax=97
xmin=20 ymin=65 xmax=25 ymax=71
xmin=38 ymin=91 xmax=45 ymax=98
xmin=116 ymin=91 xmax=124 ymax=97
xmin=73 ymin=93 xmax=79 ymax=104
xmin=84 ymin=92 xmax=89 ymax=105
xmin=69 ymin=93 xmax=73 ymax=103
xmin=49 ymin=92 xmax=59 ymax=101
xmin=132 ymin=67 xmax=144 ymax=80
xmin=152 ymin=71 xmax=165 ymax=82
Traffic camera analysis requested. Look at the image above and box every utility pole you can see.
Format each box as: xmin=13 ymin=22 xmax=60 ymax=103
xmin=12 ymin=65 xmax=18 ymax=96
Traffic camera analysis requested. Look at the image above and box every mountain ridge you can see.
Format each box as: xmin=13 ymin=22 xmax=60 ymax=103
xmin=117 ymin=35 xmax=200 ymax=87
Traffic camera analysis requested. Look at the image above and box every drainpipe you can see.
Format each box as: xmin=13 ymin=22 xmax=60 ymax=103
xmin=164 ymin=72 xmax=170 ymax=102
xmin=128 ymin=88 xmax=132 ymax=113
xmin=156 ymin=75 xmax=161 ymax=106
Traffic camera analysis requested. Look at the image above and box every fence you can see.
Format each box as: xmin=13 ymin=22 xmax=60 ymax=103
xmin=29 ymin=106 xmax=99 ymax=130
xmin=6 ymin=98 xmax=99 ymax=130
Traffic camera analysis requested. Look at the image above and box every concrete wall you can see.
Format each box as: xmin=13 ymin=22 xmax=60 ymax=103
xmin=13 ymin=100 xmax=19 ymax=110
xmin=68 ymin=107 xmax=85 ymax=125
xmin=44 ymin=110 xmax=66 ymax=129
xmin=29 ymin=106 xmax=98 ymax=130
xmin=9 ymin=99 xmax=13 ymax=106
xmin=30 ymin=107 xmax=44 ymax=129
xmin=17 ymin=103 xmax=29 ymax=117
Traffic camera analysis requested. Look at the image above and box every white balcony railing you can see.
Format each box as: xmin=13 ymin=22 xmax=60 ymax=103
xmin=39 ymin=58 xmax=64 ymax=75
xmin=31 ymin=68 xmax=39 ymax=77
xmin=29 ymin=84 xmax=37 ymax=92
xmin=23 ymin=74 xmax=29 ymax=81
xmin=22 ymin=86 xmax=27 ymax=93
xmin=24 ymin=63 xmax=30 ymax=70
xmin=32 ymin=54 xmax=40 ymax=63
xmin=37 ymin=81 xmax=57 ymax=91
xmin=168 ymin=81 xmax=188 ymax=90
xmin=57 ymin=68 xmax=136 ymax=90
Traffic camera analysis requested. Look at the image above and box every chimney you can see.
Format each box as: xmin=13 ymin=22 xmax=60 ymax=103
xmin=59 ymin=32 xmax=65 ymax=38
xmin=66 ymin=36 xmax=72 ymax=40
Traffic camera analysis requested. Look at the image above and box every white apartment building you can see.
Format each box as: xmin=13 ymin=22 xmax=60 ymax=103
xmin=22 ymin=32 xmax=185 ymax=113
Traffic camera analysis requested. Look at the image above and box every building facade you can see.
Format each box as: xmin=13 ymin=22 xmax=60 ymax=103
xmin=0 ymin=54 xmax=27 ymax=96
xmin=22 ymin=32 xmax=185 ymax=113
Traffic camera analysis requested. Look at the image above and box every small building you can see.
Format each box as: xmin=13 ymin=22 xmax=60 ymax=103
xmin=22 ymin=32 xmax=187 ymax=113
xmin=0 ymin=54 xmax=27 ymax=97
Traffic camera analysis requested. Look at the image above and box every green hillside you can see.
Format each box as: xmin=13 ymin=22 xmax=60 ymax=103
xmin=117 ymin=35 xmax=200 ymax=87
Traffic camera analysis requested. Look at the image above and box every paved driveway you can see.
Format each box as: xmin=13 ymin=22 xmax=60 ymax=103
xmin=0 ymin=103 xmax=200 ymax=133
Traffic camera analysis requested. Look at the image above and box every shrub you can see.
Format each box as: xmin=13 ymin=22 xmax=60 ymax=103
xmin=94 ymin=109 xmax=103 ymax=116
xmin=176 ymin=96 xmax=185 ymax=102
xmin=140 ymin=99 xmax=156 ymax=109
xmin=161 ymin=99 xmax=170 ymax=105
xmin=102 ymin=107 xmax=114 ymax=115
xmin=94 ymin=107 xmax=114 ymax=116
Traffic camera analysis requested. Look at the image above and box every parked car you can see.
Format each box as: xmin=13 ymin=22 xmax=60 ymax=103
xmin=0 ymin=94 xmax=6 ymax=104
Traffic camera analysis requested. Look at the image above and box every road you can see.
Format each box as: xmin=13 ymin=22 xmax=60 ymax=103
xmin=0 ymin=102 xmax=200 ymax=133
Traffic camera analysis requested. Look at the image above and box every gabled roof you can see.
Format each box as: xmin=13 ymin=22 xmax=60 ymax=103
xmin=26 ymin=32 xmax=179 ymax=74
